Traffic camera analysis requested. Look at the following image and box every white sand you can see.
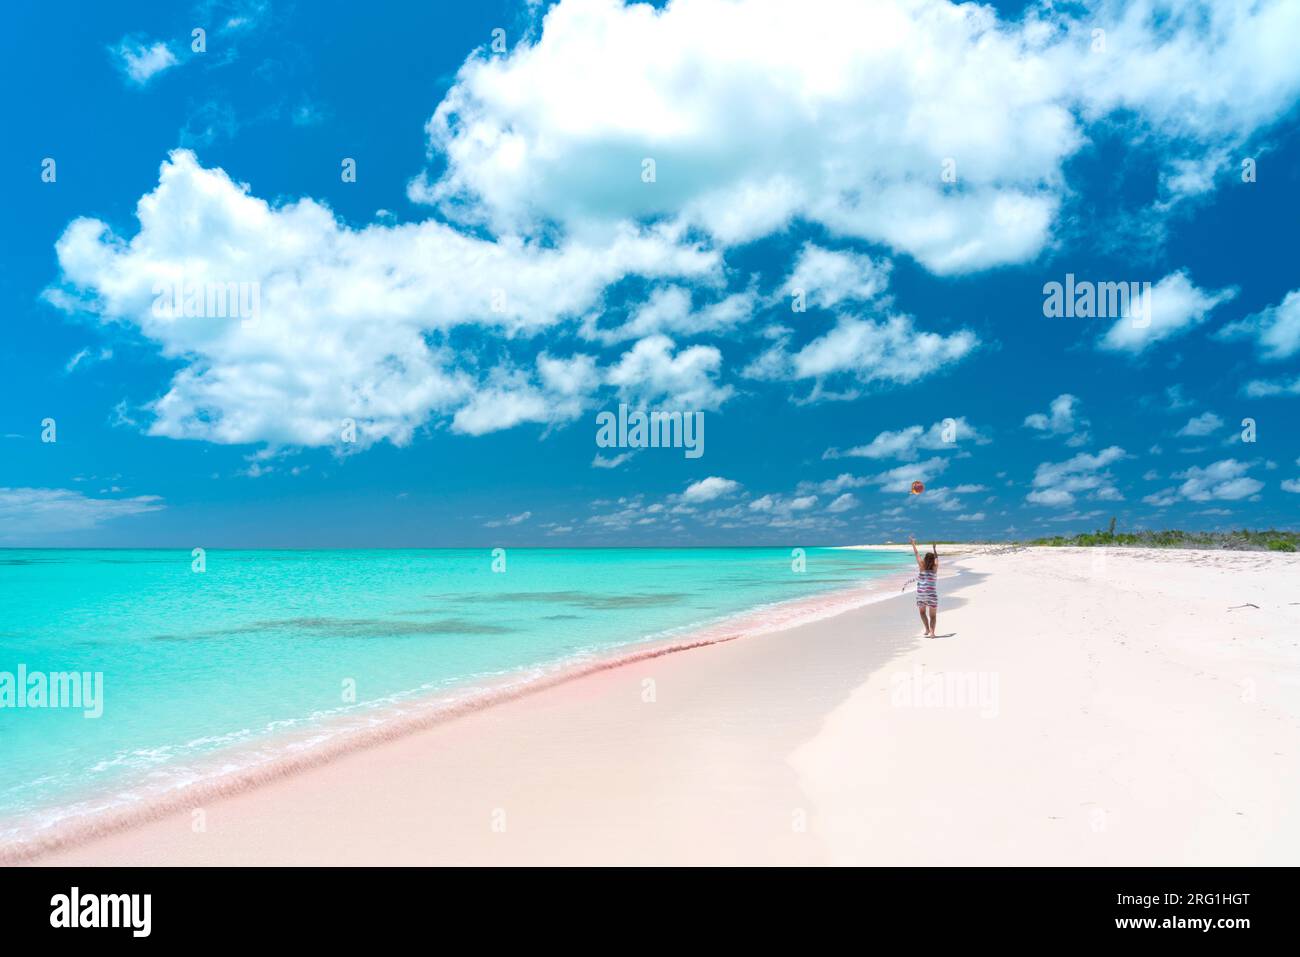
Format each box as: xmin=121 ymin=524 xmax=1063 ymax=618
xmin=24 ymin=547 xmax=1300 ymax=866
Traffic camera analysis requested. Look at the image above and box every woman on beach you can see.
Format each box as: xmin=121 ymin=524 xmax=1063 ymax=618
xmin=909 ymin=535 xmax=939 ymax=638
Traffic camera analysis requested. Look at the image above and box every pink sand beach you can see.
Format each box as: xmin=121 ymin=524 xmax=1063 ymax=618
xmin=17 ymin=546 xmax=1300 ymax=866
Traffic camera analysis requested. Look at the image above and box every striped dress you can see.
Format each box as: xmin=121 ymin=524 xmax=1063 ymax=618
xmin=916 ymin=569 xmax=938 ymax=608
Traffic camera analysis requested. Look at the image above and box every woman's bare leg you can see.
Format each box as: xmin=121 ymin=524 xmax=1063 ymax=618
xmin=917 ymin=605 xmax=929 ymax=634
xmin=927 ymin=606 xmax=938 ymax=636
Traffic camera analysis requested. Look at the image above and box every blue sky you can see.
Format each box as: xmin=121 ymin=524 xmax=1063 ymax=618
xmin=3 ymin=0 xmax=1299 ymax=547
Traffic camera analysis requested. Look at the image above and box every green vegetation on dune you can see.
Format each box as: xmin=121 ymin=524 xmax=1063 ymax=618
xmin=1028 ymin=524 xmax=1299 ymax=552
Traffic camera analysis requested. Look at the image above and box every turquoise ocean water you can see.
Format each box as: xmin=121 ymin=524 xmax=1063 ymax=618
xmin=0 ymin=547 xmax=907 ymax=841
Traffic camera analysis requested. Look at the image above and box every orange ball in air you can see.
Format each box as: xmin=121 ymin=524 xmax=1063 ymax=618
xmin=910 ymin=481 xmax=925 ymax=495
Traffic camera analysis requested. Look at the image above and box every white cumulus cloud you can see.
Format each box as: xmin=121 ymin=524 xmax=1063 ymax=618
xmin=47 ymin=151 xmax=720 ymax=449
xmin=1023 ymin=393 xmax=1090 ymax=446
xmin=825 ymin=417 xmax=987 ymax=461
xmin=415 ymin=0 xmax=1300 ymax=273
xmin=681 ymin=476 xmax=741 ymax=503
xmin=1172 ymin=459 xmax=1264 ymax=502
xmin=1216 ymin=289 xmax=1300 ymax=361
xmin=0 ymin=487 xmax=163 ymax=539
xmin=1242 ymin=375 xmax=1300 ymax=398
xmin=1175 ymin=411 xmax=1223 ymax=437
xmin=779 ymin=244 xmax=891 ymax=309
xmin=113 ymin=39 xmax=179 ymax=85
xmin=1026 ymin=446 xmax=1126 ymax=507
xmin=746 ymin=314 xmax=977 ymax=398
xmin=1097 ymin=272 xmax=1236 ymax=354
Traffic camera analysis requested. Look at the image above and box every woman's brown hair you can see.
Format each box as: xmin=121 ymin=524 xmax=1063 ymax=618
xmin=923 ymin=552 xmax=937 ymax=572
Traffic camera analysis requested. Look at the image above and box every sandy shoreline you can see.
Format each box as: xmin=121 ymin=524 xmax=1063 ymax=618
xmin=16 ymin=547 xmax=1300 ymax=866
xmin=2 ymin=562 xmax=916 ymax=863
